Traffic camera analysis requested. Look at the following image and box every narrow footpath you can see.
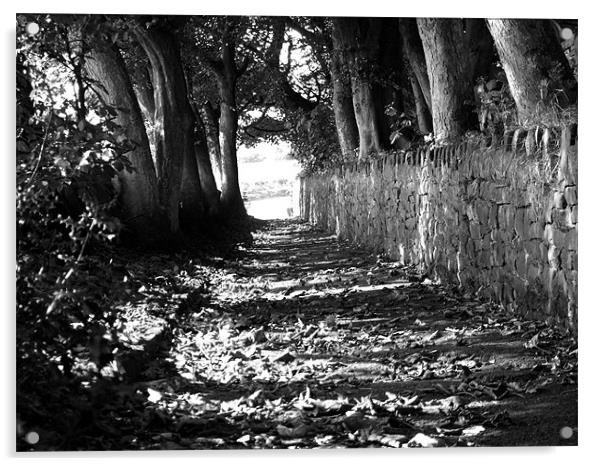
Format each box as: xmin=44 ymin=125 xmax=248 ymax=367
xmin=85 ymin=220 xmax=578 ymax=449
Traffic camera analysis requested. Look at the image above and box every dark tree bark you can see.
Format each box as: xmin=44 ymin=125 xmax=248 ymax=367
xmin=134 ymin=23 xmax=204 ymax=233
xmin=399 ymin=18 xmax=432 ymax=113
xmin=409 ymin=72 xmax=433 ymax=134
xmin=134 ymin=66 xmax=155 ymax=123
xmin=417 ymin=18 xmax=494 ymax=142
xmin=201 ymin=101 xmax=223 ymax=189
xmin=330 ymin=21 xmax=359 ymax=159
xmin=84 ymin=40 xmax=166 ymax=241
xmin=179 ymin=134 xmax=205 ymax=230
xmin=191 ymin=104 xmax=221 ymax=217
xmin=487 ymin=19 xmax=577 ymax=125
xmin=333 ymin=18 xmax=388 ymax=159
xmin=195 ymin=137 xmax=221 ymax=218
xmin=217 ymin=41 xmax=246 ymax=216
xmin=133 ymin=66 xmax=157 ymax=165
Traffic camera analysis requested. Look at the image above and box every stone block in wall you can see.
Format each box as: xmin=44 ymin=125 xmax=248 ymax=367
xmin=469 ymin=221 xmax=480 ymax=240
xmin=468 ymin=179 xmax=480 ymax=198
xmin=477 ymin=249 xmax=492 ymax=268
xmin=475 ymin=201 xmax=489 ymax=224
xmin=529 ymin=221 xmax=544 ymax=240
xmin=492 ymin=280 xmax=504 ymax=301
xmin=515 ymin=251 xmax=528 ymax=277
xmin=498 ymin=204 xmax=514 ymax=230
xmin=503 ymin=277 xmax=515 ymax=303
xmin=477 ymin=222 xmax=489 ymax=237
xmin=568 ymin=269 xmax=578 ymax=290
xmin=543 ymin=224 xmax=554 ymax=245
xmin=492 ymin=185 xmax=505 ymax=203
xmin=565 ymin=186 xmax=577 ymax=206
xmin=488 ymin=204 xmax=499 ymax=228
xmin=550 ymin=208 xmax=569 ymax=228
xmin=543 ymin=265 xmax=555 ymax=296
xmin=527 ymin=261 xmax=541 ymax=283
xmin=527 ymin=206 xmax=541 ymax=224
xmin=570 ymin=206 xmax=577 ymax=225
xmin=566 ymin=229 xmax=577 ymax=251
xmin=493 ymin=241 xmax=505 ymax=266
xmin=490 ymin=229 xmax=504 ymax=244
xmin=556 ymin=269 xmax=569 ymax=298
xmin=567 ymin=250 xmax=578 ymax=270
xmin=537 ymin=241 xmax=548 ymax=264
xmin=554 ymin=191 xmax=568 ymax=210
xmin=514 ymin=208 xmax=529 ymax=239
xmin=465 ymin=204 xmax=477 ymax=223
xmin=465 ymin=237 xmax=476 ymax=257
xmin=552 ymin=227 xmax=567 ymax=250
xmin=547 ymin=244 xmax=560 ymax=270
xmin=513 ymin=277 xmax=527 ymax=302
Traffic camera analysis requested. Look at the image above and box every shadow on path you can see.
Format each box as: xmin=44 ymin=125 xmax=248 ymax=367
xmin=45 ymin=219 xmax=577 ymax=450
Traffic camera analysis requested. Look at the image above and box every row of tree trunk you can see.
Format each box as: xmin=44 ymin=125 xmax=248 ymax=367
xmin=85 ymin=21 xmax=246 ymax=244
xmin=330 ymin=18 xmax=577 ymax=157
xmin=83 ymin=17 xmax=577 ymax=241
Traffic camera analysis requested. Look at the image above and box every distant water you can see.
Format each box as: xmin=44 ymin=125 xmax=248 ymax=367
xmin=245 ymin=195 xmax=298 ymax=220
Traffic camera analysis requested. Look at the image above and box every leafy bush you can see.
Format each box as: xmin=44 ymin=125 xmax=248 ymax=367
xmin=16 ymin=16 xmax=141 ymax=437
xmin=288 ymin=104 xmax=341 ymax=173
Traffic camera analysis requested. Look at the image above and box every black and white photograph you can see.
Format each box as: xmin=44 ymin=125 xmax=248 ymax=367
xmin=12 ymin=2 xmax=586 ymax=456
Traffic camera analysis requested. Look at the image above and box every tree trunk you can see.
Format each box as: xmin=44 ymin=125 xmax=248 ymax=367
xmin=334 ymin=18 xmax=387 ymax=159
xmin=134 ymin=67 xmax=155 ymax=122
xmin=218 ymin=79 xmax=245 ymax=215
xmin=191 ymin=104 xmax=221 ymax=217
xmin=84 ymin=41 xmax=165 ymax=242
xmin=409 ymin=73 xmax=433 ymax=134
xmin=133 ymin=66 xmax=157 ymax=161
xmin=330 ymin=22 xmax=359 ymax=159
xmin=217 ymin=42 xmax=246 ymax=217
xmin=487 ymin=19 xmax=577 ymax=125
xmin=201 ymin=101 xmax=223 ymax=190
xmin=417 ymin=18 xmax=488 ymax=142
xmin=179 ymin=132 xmax=205 ymax=230
xmin=399 ymin=18 xmax=432 ymax=113
xmin=135 ymin=24 xmax=203 ymax=233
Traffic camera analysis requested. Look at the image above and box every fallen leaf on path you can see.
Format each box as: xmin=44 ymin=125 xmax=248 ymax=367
xmin=406 ymin=433 xmax=440 ymax=448
xmin=462 ymin=425 xmax=486 ymax=437
xmin=273 ymin=352 xmax=295 ymax=363
xmin=276 ymin=424 xmax=310 ymax=438
xmin=147 ymin=388 xmax=162 ymax=403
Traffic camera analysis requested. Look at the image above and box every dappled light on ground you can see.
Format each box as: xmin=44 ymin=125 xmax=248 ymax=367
xmin=20 ymin=220 xmax=577 ymax=450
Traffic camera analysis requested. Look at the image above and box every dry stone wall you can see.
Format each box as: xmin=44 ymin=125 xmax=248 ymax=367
xmin=300 ymin=127 xmax=578 ymax=329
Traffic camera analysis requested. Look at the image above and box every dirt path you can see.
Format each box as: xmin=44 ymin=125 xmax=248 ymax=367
xmin=76 ymin=219 xmax=578 ymax=450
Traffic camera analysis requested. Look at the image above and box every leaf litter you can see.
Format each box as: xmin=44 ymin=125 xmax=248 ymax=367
xmin=29 ymin=220 xmax=577 ymax=450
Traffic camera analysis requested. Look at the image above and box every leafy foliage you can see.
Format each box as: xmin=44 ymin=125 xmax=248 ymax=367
xmin=287 ymin=104 xmax=341 ymax=173
xmin=16 ymin=14 xmax=146 ymax=436
xmin=474 ymin=67 xmax=517 ymax=136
